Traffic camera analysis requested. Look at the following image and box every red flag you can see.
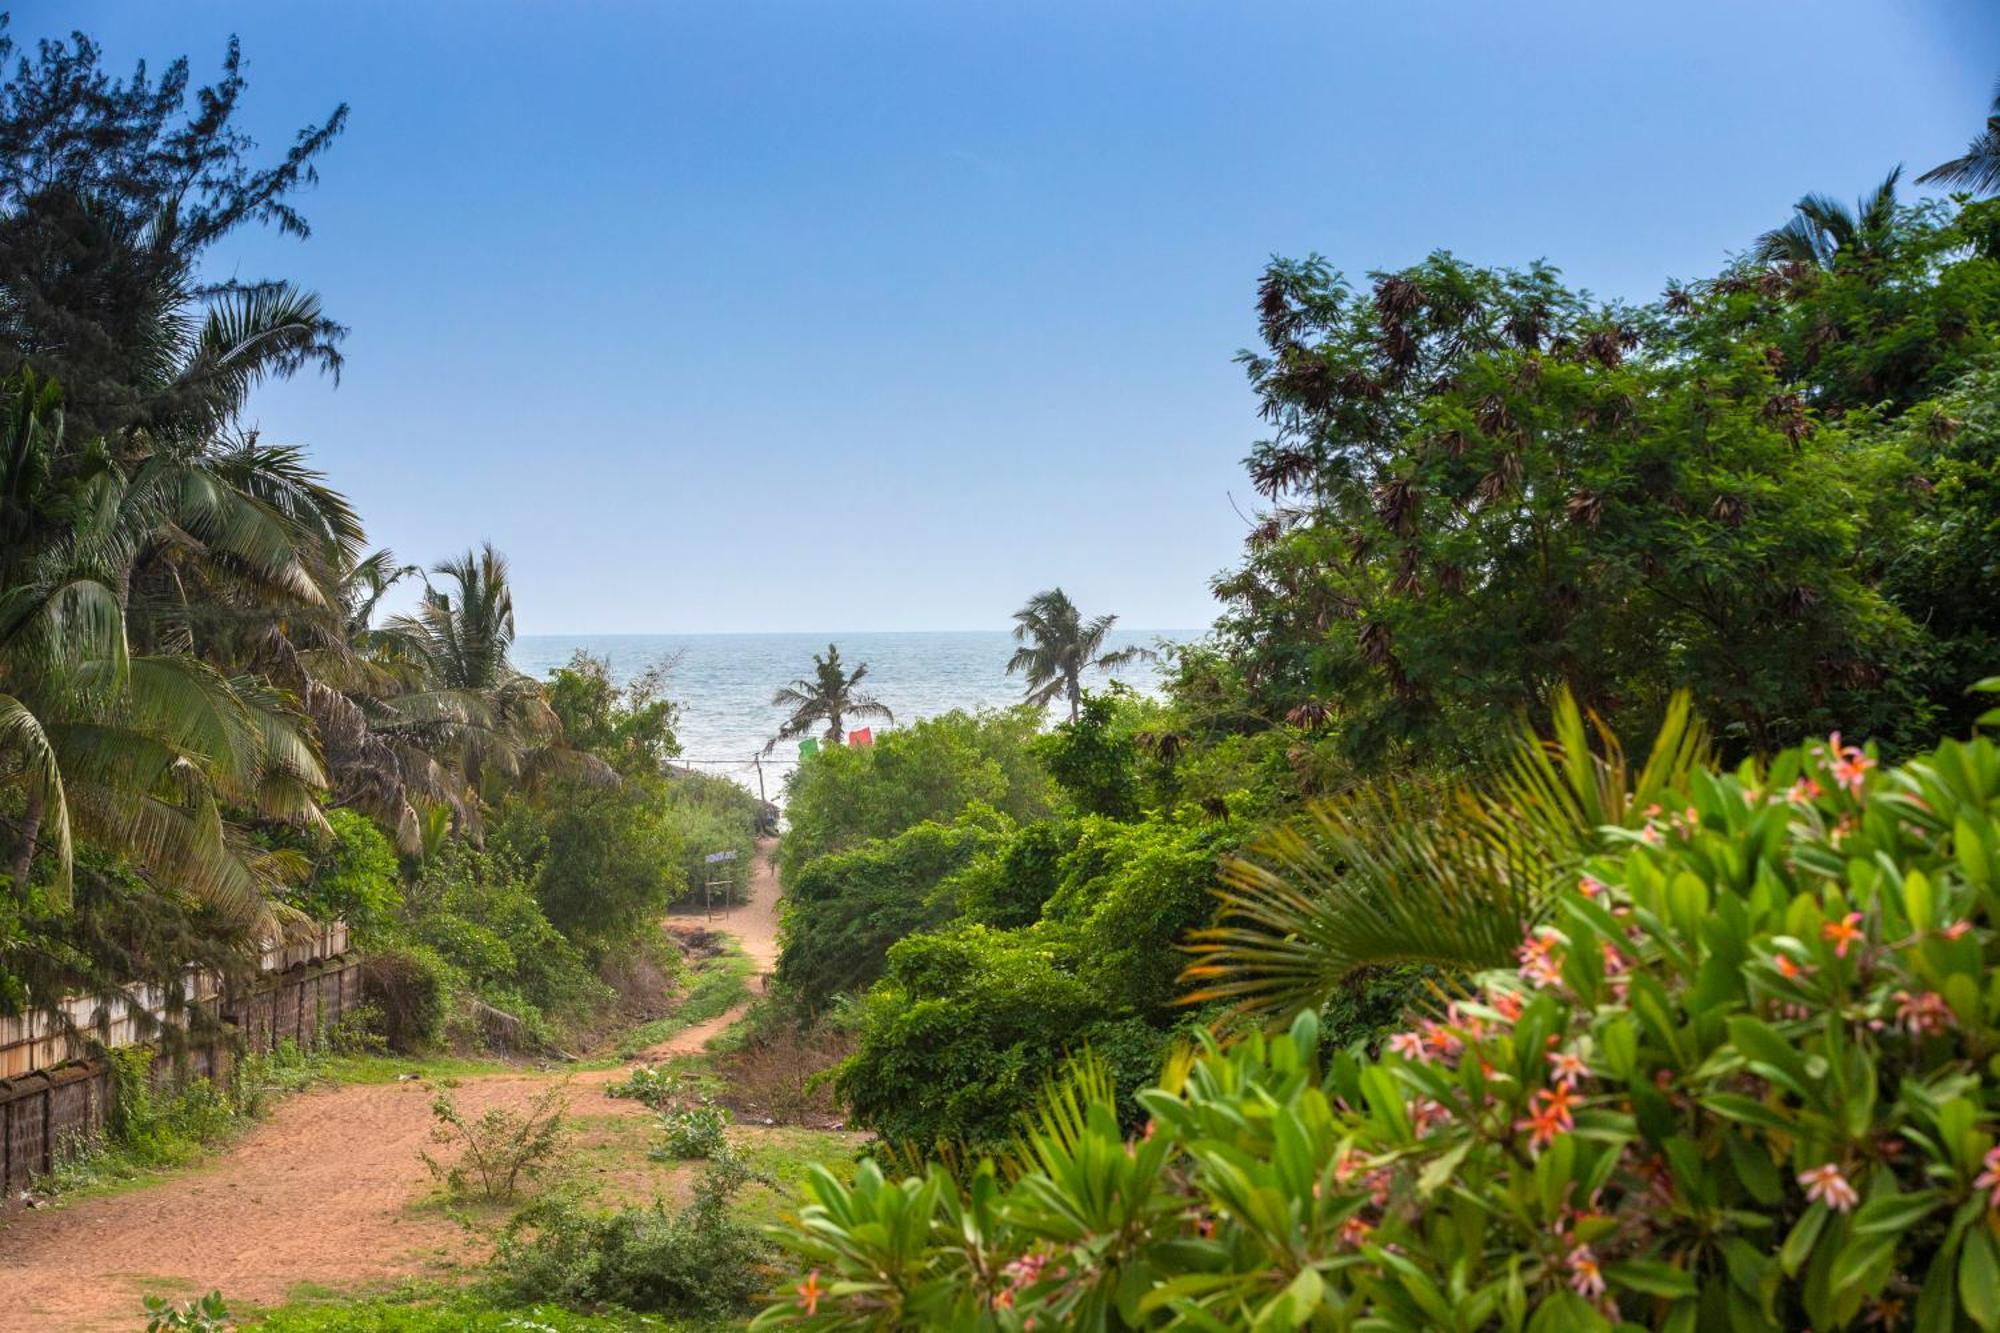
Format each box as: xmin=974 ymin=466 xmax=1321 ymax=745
xmin=849 ymin=727 xmax=873 ymax=747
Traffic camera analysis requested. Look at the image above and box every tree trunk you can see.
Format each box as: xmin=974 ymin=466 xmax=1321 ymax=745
xmin=11 ymin=788 xmax=44 ymax=891
xmin=1067 ymin=673 xmax=1081 ymax=723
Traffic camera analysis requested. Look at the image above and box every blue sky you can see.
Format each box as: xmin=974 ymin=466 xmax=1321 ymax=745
xmin=20 ymin=2 xmax=1999 ymax=633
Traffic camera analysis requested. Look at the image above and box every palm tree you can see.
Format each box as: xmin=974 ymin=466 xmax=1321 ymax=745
xmin=1006 ymin=588 xmax=1154 ymax=723
xmin=1918 ymin=79 xmax=2000 ymax=196
xmin=1753 ymin=168 xmax=1903 ymax=269
xmin=389 ymin=544 xmax=570 ymax=797
xmin=0 ymin=374 xmax=330 ymax=920
xmin=765 ymin=644 xmax=893 ymax=753
xmin=1181 ymin=689 xmax=1709 ymax=1022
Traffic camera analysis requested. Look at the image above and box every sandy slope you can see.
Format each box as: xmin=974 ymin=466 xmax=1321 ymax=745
xmin=0 ymin=838 xmax=786 ymax=1331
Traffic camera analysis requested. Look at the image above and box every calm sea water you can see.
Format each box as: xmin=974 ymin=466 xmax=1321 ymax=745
xmin=512 ymin=630 xmax=1191 ymax=797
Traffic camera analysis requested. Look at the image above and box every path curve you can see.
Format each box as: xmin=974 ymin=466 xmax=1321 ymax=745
xmin=0 ymin=838 xmax=785 ymax=1331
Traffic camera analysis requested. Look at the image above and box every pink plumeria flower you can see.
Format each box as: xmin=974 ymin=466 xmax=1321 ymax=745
xmin=1547 ymin=1049 xmax=1590 ymax=1089
xmin=1941 ymin=921 xmax=1973 ymax=941
xmin=1567 ymin=1245 xmax=1606 ymax=1299
xmin=1387 ymin=1030 xmax=1426 ymax=1061
xmin=1578 ymin=874 xmax=1608 ymax=899
xmin=1974 ymin=1147 xmax=2000 ymax=1210
xmin=1799 ymin=1163 xmax=1859 ymax=1212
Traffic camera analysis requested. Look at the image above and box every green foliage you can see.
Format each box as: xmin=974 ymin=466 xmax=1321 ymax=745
xmin=943 ymin=819 xmax=1079 ymax=929
xmin=1219 ymin=199 xmax=2000 ymax=764
xmin=287 ymin=809 xmax=402 ymax=936
xmin=656 ymin=1101 xmax=733 ymax=1161
xmin=778 ymin=708 xmax=1051 ymax=880
xmin=605 ymin=1062 xmax=688 ymax=1110
xmin=143 ymin=1290 xmax=229 ymax=1333
xmin=836 ymin=924 xmax=1165 ymax=1149
xmin=761 ymin=721 xmax=2000 ymax=1328
xmin=492 ymin=1160 xmax=772 ymax=1319
xmin=395 ymin=841 xmax=609 ymax=1044
xmin=544 ymin=649 xmax=680 ymax=776
xmin=419 ymin=1083 xmax=570 ymax=1203
xmin=659 ymin=769 xmax=765 ymax=908
xmin=1041 ymin=815 xmax=1225 ymax=1019
xmin=776 ymin=811 xmax=1010 ymax=1016
xmin=493 ymin=779 xmax=684 ymax=955
xmin=1036 ymin=691 xmax=1140 ymax=819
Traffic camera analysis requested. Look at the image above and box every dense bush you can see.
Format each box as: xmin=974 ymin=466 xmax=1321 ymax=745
xmin=283 ymin=810 xmax=402 ymax=936
xmin=776 ymin=810 xmax=1010 ymax=1016
xmin=1041 ymin=815 xmax=1226 ymax=1019
xmin=943 ymin=818 xmax=1080 ymax=929
xmin=779 ymin=708 xmax=1051 ymax=880
xmin=762 ymin=721 xmax=2000 ymax=1329
xmin=491 ymin=778 xmax=685 ymax=954
xmin=1037 ymin=691 xmax=1142 ymax=819
xmin=492 ymin=1160 xmax=772 ymax=1318
xmin=661 ymin=768 xmax=766 ymax=907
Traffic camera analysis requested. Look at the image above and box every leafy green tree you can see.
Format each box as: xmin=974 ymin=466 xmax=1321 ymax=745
xmin=494 ymin=779 xmax=683 ymax=955
xmin=1036 ymin=690 xmax=1141 ymax=819
xmin=775 ymin=811 xmax=1008 ymax=1016
xmin=0 ymin=23 xmax=348 ymax=445
xmin=545 ymin=650 xmax=679 ymax=776
xmin=1006 ymin=587 xmax=1152 ymax=722
xmin=778 ymin=707 xmax=1051 ymax=881
xmin=1217 ymin=220 xmax=1990 ymax=761
xmin=764 ymin=642 xmax=892 ymax=753
xmin=1918 ymin=77 xmax=2000 ymax=196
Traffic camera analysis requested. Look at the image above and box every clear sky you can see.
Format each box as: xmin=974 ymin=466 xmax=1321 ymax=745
xmin=18 ymin=2 xmax=1999 ymax=633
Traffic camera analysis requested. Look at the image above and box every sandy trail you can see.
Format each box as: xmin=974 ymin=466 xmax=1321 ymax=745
xmin=0 ymin=839 xmax=785 ymax=1331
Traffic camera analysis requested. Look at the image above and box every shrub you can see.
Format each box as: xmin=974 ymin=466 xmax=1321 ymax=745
xmin=1036 ymin=690 xmax=1141 ymax=819
xmin=1041 ymin=815 xmax=1227 ymax=1019
xmin=491 ymin=1159 xmax=772 ymax=1318
xmin=604 ymin=1062 xmax=685 ymax=1110
xmin=490 ymin=778 xmax=684 ymax=955
xmin=655 ymin=1100 xmax=732 ymax=1161
xmin=776 ymin=812 xmax=1008 ymax=1016
xmin=779 ymin=707 xmax=1051 ymax=880
xmin=758 ymin=722 xmax=2000 ymax=1329
xmin=143 ymin=1290 xmax=228 ymax=1332
xmin=419 ymin=1084 xmax=569 ymax=1202
xmin=836 ymin=924 xmax=1107 ymax=1148
xmin=359 ymin=945 xmax=452 ymax=1051
xmin=287 ymin=809 xmax=402 ymax=936
xmin=942 ymin=818 xmax=1079 ymax=929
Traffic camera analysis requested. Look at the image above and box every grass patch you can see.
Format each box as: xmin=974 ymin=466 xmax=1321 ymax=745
xmin=239 ymin=1291 xmax=711 ymax=1330
xmin=614 ymin=948 xmax=754 ymax=1060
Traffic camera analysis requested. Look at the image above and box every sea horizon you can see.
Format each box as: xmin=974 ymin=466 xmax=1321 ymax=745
xmin=513 ymin=628 xmax=1201 ymax=794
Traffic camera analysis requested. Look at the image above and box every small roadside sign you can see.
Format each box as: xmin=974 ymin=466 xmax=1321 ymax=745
xmin=705 ymin=849 xmax=739 ymax=864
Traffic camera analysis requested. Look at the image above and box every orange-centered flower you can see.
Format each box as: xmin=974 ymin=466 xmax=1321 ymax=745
xmin=799 ymin=1270 xmax=825 ymax=1315
xmin=1822 ymin=912 xmax=1865 ymax=959
xmin=1798 ymin=1163 xmax=1859 ymax=1212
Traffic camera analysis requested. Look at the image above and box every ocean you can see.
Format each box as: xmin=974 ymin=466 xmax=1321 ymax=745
xmin=512 ymin=629 xmax=1192 ymax=798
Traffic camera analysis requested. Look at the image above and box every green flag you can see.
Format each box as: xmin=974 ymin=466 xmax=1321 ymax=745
xmin=798 ymin=737 xmax=819 ymax=758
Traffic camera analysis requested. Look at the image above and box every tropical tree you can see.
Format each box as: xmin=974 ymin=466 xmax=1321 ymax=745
xmin=765 ymin=643 xmax=892 ymax=752
xmin=0 ymin=373 xmax=329 ymax=923
xmin=1918 ymin=77 xmax=2000 ymax=196
xmin=1006 ymin=588 xmax=1153 ymax=723
xmin=1752 ymin=167 xmax=1902 ymax=268
xmin=389 ymin=544 xmax=567 ymax=796
xmin=1182 ymin=689 xmax=1709 ymax=1020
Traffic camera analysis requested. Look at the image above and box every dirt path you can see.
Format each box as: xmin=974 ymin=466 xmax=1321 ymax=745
xmin=0 ymin=839 xmax=787 ymax=1331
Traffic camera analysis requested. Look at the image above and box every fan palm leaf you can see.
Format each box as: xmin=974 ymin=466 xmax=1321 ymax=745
xmin=1183 ymin=689 xmax=1709 ymax=1021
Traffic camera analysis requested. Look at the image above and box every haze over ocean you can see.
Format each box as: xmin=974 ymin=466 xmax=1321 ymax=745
xmin=513 ymin=629 xmax=1189 ymax=794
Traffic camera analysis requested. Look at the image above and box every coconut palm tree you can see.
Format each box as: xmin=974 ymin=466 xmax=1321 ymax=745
xmin=765 ymin=643 xmax=893 ymax=753
xmin=0 ymin=373 xmax=330 ymax=920
xmin=1753 ymin=168 xmax=1903 ymax=269
xmin=389 ymin=544 xmax=568 ymax=796
xmin=1918 ymin=79 xmax=2000 ymax=196
xmin=1006 ymin=588 xmax=1154 ymax=723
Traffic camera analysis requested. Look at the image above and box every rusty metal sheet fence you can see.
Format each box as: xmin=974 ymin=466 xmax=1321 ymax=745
xmin=0 ymin=955 xmax=363 ymax=1204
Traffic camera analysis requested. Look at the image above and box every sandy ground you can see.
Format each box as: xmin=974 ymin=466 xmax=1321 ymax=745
xmin=0 ymin=839 xmax=786 ymax=1331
